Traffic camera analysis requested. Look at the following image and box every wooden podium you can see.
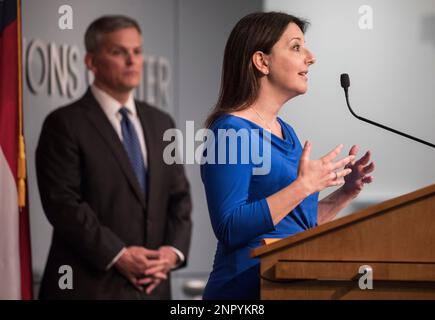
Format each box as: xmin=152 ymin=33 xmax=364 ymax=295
xmin=251 ymin=184 xmax=435 ymax=299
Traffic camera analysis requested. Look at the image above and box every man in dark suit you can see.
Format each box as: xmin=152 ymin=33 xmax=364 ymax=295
xmin=35 ymin=15 xmax=192 ymax=299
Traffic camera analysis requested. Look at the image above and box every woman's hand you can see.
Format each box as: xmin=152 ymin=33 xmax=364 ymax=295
xmin=297 ymin=141 xmax=355 ymax=194
xmin=340 ymin=145 xmax=375 ymax=198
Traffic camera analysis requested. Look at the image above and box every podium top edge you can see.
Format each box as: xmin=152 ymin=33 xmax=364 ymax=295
xmin=251 ymin=183 xmax=435 ymax=258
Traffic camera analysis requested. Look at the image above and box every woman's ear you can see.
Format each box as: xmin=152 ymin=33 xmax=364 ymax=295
xmin=252 ymin=51 xmax=269 ymax=76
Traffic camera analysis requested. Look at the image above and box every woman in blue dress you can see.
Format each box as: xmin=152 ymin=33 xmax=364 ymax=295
xmin=201 ymin=12 xmax=375 ymax=299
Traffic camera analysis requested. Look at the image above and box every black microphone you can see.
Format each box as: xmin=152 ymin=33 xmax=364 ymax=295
xmin=340 ymin=73 xmax=434 ymax=148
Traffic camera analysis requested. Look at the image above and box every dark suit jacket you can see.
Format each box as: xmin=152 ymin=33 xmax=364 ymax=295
xmin=35 ymin=89 xmax=192 ymax=299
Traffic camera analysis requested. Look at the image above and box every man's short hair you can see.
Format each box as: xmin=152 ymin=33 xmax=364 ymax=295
xmin=85 ymin=15 xmax=141 ymax=53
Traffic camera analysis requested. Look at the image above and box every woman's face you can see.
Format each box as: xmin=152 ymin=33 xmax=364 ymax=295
xmin=264 ymin=22 xmax=315 ymax=97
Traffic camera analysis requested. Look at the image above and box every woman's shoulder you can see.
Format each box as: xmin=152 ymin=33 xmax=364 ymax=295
xmin=209 ymin=113 xmax=257 ymax=131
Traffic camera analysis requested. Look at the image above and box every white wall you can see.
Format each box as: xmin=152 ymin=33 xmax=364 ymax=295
xmin=265 ymin=0 xmax=435 ymax=216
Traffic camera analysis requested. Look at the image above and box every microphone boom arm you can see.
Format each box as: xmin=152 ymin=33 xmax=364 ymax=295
xmin=341 ymin=75 xmax=435 ymax=149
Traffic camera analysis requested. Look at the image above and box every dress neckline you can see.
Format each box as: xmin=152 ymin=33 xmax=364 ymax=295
xmin=223 ymin=114 xmax=288 ymax=142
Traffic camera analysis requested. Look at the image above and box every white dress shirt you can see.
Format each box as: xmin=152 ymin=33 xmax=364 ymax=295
xmin=90 ymin=84 xmax=184 ymax=270
xmin=91 ymin=84 xmax=148 ymax=167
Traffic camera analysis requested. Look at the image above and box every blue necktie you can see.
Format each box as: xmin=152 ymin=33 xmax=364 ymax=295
xmin=119 ymin=107 xmax=147 ymax=194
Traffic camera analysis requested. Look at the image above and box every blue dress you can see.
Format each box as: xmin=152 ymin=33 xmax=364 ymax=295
xmin=201 ymin=114 xmax=319 ymax=299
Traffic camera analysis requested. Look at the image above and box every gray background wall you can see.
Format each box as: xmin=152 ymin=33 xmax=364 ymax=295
xmin=22 ymin=0 xmax=434 ymax=299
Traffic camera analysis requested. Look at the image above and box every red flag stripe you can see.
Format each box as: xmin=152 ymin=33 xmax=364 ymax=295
xmin=0 ymin=20 xmax=19 ymax=177
xmin=1 ymin=0 xmax=33 ymax=299
xmin=20 ymin=204 xmax=33 ymax=300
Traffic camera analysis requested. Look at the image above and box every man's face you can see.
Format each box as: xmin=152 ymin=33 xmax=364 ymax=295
xmin=86 ymin=27 xmax=144 ymax=93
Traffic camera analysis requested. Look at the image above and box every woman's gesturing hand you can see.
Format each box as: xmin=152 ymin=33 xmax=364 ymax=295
xmin=297 ymin=141 xmax=355 ymax=194
xmin=341 ymin=145 xmax=375 ymax=198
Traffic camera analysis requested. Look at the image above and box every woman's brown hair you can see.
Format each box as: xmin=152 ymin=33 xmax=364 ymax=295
xmin=205 ymin=12 xmax=309 ymax=127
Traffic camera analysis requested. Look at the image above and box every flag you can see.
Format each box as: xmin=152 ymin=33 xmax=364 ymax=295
xmin=0 ymin=0 xmax=33 ymax=299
